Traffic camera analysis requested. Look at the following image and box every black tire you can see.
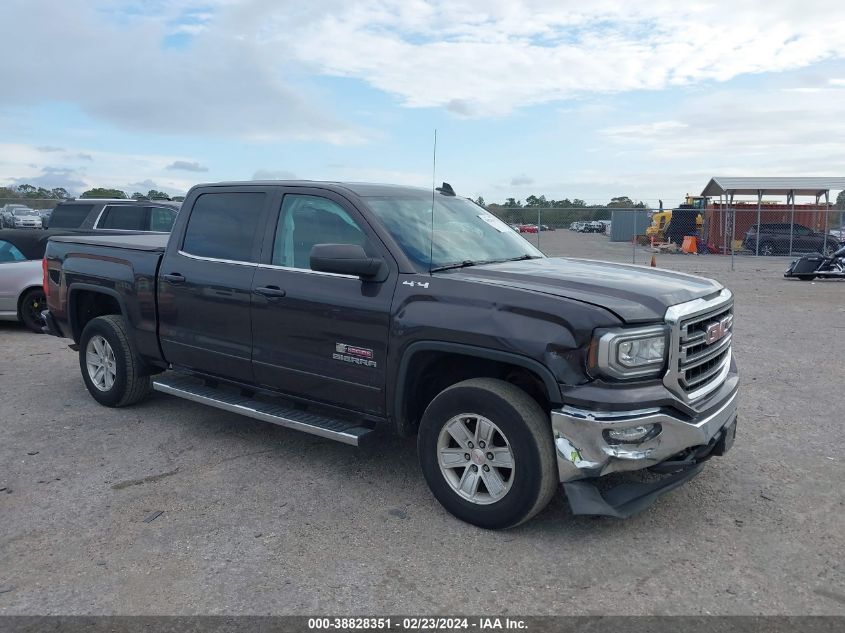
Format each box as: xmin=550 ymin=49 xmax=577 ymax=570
xmin=759 ymin=241 xmax=775 ymax=256
xmin=417 ymin=377 xmax=558 ymax=529
xmin=18 ymin=288 xmax=46 ymax=334
xmin=797 ymin=274 xmax=816 ymax=281
xmin=78 ymin=315 xmax=151 ymax=407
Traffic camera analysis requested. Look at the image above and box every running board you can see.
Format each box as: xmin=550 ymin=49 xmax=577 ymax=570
xmin=152 ymin=373 xmax=375 ymax=447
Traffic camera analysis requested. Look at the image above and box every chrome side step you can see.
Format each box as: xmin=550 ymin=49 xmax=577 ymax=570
xmin=152 ymin=373 xmax=375 ymax=447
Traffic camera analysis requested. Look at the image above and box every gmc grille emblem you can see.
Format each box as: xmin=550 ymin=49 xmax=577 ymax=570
xmin=705 ymin=315 xmax=732 ymax=345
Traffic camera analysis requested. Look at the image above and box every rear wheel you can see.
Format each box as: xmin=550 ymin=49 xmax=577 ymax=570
xmin=79 ymin=315 xmax=151 ymax=407
xmin=759 ymin=242 xmax=775 ymax=256
xmin=18 ymin=288 xmax=46 ymax=333
xmin=417 ymin=378 xmax=558 ymax=529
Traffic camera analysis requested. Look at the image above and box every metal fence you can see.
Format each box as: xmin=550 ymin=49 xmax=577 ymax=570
xmin=486 ymin=206 xmax=844 ymax=270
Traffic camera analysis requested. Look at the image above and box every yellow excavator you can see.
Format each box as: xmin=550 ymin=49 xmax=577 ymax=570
xmin=646 ymin=195 xmax=705 ymax=241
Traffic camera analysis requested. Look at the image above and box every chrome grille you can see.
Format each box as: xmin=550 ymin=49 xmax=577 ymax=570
xmin=664 ymin=289 xmax=733 ymax=402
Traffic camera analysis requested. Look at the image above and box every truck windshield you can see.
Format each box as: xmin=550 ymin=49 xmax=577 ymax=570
xmin=366 ymin=195 xmax=544 ymax=271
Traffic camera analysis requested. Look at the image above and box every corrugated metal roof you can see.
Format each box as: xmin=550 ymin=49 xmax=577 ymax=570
xmin=701 ymin=177 xmax=845 ymax=197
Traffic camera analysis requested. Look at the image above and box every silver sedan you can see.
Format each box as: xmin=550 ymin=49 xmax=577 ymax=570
xmin=0 ymin=233 xmax=47 ymax=332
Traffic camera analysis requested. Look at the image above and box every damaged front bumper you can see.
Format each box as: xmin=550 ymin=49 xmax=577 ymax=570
xmin=551 ymin=388 xmax=738 ymax=517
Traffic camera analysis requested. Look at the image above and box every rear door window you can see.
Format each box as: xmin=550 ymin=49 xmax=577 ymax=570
xmin=182 ymin=192 xmax=266 ymax=262
xmin=149 ymin=206 xmax=177 ymax=232
xmin=49 ymin=204 xmax=93 ymax=228
xmin=97 ymin=205 xmax=147 ymax=230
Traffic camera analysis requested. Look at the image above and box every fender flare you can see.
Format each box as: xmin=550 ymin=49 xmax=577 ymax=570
xmin=67 ymin=283 xmax=131 ymax=343
xmin=393 ymin=340 xmax=562 ymax=435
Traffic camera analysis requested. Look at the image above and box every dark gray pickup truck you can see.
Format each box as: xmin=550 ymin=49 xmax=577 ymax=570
xmin=43 ymin=180 xmax=739 ymax=528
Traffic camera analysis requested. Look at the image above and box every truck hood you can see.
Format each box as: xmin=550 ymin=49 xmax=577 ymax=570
xmin=444 ymin=257 xmax=723 ymax=323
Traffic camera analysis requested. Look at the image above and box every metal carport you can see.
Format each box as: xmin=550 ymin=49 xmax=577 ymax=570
xmin=701 ymin=177 xmax=845 ymax=266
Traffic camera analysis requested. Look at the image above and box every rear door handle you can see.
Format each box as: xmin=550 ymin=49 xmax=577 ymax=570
xmin=163 ymin=273 xmax=185 ymax=283
xmin=254 ymin=285 xmax=286 ymax=298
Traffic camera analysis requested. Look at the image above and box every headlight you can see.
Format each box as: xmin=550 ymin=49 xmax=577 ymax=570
xmin=591 ymin=325 xmax=668 ymax=379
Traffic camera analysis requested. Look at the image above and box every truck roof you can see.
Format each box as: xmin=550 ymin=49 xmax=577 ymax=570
xmin=196 ymin=180 xmax=433 ymax=198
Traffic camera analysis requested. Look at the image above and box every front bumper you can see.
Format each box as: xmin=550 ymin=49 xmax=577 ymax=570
xmin=552 ymin=387 xmax=738 ymax=482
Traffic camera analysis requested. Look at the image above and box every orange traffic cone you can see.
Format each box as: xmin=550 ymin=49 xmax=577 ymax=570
xmin=650 ymin=254 xmax=656 ymax=267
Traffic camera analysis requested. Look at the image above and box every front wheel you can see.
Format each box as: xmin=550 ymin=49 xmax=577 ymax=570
xmin=417 ymin=378 xmax=558 ymax=529
xmin=79 ymin=315 xmax=151 ymax=407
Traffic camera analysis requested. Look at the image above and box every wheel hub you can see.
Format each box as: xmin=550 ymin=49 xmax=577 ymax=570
xmin=437 ymin=414 xmax=515 ymax=505
xmin=85 ymin=335 xmax=117 ymax=392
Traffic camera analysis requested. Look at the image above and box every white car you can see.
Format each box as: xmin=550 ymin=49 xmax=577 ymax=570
xmin=11 ymin=208 xmax=43 ymax=229
xmin=0 ymin=230 xmax=48 ymax=332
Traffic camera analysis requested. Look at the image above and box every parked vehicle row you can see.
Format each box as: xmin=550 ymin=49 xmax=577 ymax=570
xmin=43 ymin=179 xmax=739 ymax=529
xmin=1 ymin=205 xmax=43 ymax=229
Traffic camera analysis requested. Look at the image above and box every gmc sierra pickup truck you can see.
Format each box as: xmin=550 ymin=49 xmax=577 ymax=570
xmin=43 ymin=180 xmax=738 ymax=528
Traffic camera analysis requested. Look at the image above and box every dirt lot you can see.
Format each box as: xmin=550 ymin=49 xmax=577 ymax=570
xmin=1 ymin=231 xmax=844 ymax=615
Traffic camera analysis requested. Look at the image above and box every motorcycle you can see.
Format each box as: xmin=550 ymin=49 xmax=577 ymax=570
xmin=784 ymin=243 xmax=845 ymax=281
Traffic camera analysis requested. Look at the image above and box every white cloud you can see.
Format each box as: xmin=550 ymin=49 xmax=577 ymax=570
xmin=4 ymin=0 xmax=845 ymax=138
xmin=166 ymin=160 xmax=209 ymax=172
xmin=0 ymin=143 xmax=199 ymax=196
xmin=271 ymin=0 xmax=845 ymax=115
xmin=0 ymin=0 xmax=366 ymax=144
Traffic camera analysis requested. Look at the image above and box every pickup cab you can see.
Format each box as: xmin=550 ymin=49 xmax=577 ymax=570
xmin=43 ymin=181 xmax=739 ymax=528
xmin=47 ymin=198 xmax=179 ymax=232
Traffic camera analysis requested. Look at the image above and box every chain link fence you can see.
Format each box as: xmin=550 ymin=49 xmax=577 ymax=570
xmin=486 ymin=205 xmax=844 ymax=270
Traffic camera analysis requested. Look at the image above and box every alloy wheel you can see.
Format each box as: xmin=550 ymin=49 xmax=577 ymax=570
xmin=85 ymin=335 xmax=117 ymax=392
xmin=437 ymin=414 xmax=515 ymax=505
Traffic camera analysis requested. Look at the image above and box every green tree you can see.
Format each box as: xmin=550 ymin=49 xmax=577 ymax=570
xmin=525 ymin=194 xmax=551 ymax=208
xmin=836 ymin=190 xmax=845 ymax=210
xmin=474 ymin=196 xmax=486 ymax=207
xmin=81 ymin=187 xmax=128 ymax=199
xmin=146 ymin=189 xmax=170 ymax=200
xmin=608 ymin=196 xmax=634 ymax=208
xmin=131 ymin=192 xmax=149 ymax=200
xmin=504 ymin=197 xmax=522 ymax=208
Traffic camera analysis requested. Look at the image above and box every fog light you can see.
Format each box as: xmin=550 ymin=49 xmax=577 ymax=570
xmin=604 ymin=423 xmax=660 ymax=444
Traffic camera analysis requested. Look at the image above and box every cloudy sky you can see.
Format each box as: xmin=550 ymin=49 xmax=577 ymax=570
xmin=1 ymin=0 xmax=845 ymax=204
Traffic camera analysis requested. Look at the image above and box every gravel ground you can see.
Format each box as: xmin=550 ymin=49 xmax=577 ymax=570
xmin=1 ymin=231 xmax=844 ymax=615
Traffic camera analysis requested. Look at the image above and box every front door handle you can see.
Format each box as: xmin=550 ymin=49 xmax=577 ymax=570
xmin=163 ymin=273 xmax=185 ymax=283
xmin=254 ymin=285 xmax=286 ymax=298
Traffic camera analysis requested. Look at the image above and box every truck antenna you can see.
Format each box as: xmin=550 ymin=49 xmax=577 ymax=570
xmin=429 ymin=128 xmax=437 ymax=275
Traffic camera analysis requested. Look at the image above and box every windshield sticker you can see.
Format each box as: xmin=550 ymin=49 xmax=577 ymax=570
xmin=477 ymin=213 xmax=507 ymax=232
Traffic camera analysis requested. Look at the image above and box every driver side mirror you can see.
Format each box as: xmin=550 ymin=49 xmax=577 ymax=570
xmin=310 ymin=243 xmax=383 ymax=278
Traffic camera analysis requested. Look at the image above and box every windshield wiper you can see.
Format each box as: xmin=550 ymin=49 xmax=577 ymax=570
xmin=500 ymin=254 xmax=543 ymax=263
xmin=430 ymin=260 xmax=482 ymax=272
xmin=430 ymin=254 xmax=542 ymax=273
